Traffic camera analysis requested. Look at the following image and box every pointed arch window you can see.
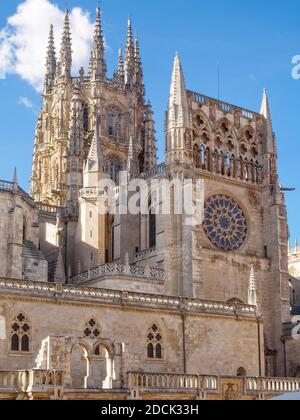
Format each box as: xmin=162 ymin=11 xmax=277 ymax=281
xmin=193 ymin=144 xmax=201 ymax=169
xmin=147 ymin=324 xmax=163 ymax=359
xmin=149 ymin=199 xmax=156 ymax=249
xmin=10 ymin=313 xmax=31 ymax=353
xmin=107 ymin=108 xmax=122 ymax=138
xmin=109 ymin=156 xmax=121 ymax=184
xmin=83 ymin=105 xmax=89 ymax=132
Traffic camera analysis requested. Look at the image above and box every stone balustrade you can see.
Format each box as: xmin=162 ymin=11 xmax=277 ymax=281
xmin=0 ymin=370 xmax=23 ymax=390
xmin=129 ymin=372 xmax=300 ymax=398
xmin=246 ymin=377 xmax=300 ymax=393
xmin=0 ymin=277 xmax=257 ymax=318
xmin=134 ymin=247 xmax=158 ymax=262
xmin=0 ymin=180 xmax=14 ymax=191
xmin=140 ymin=163 xmax=165 ymax=180
xmin=129 ymin=372 xmax=218 ymax=391
xmin=36 ymin=202 xmax=62 ymax=214
xmin=188 ymin=90 xmax=258 ymax=120
xmin=70 ymin=263 xmax=166 ymax=284
xmin=0 ymin=369 xmax=64 ymax=392
xmin=79 ymin=187 xmax=105 ymax=199
xmin=0 ymin=180 xmax=35 ymax=206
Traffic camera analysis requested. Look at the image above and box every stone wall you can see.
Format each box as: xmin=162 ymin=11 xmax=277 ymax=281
xmin=0 ymin=280 xmax=261 ymax=380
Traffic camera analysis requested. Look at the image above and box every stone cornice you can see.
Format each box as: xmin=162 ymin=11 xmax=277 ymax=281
xmin=0 ymin=277 xmax=257 ymax=319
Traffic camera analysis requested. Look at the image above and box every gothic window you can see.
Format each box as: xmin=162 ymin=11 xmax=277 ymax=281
xmin=193 ymin=144 xmax=201 ymax=169
xmin=83 ymin=105 xmax=89 ymax=132
xmin=109 ymin=156 xmax=121 ymax=184
xmin=245 ymin=128 xmax=253 ymax=142
xmin=196 ymin=116 xmax=204 ymax=127
xmin=23 ymin=216 xmax=27 ymax=242
xmin=221 ymin=120 xmax=229 ymax=134
xmin=201 ymin=132 xmax=210 ymax=145
xmin=149 ymin=200 xmax=156 ymax=249
xmin=215 ymin=136 xmax=223 ymax=149
xmin=94 ymin=345 xmax=101 ymax=356
xmin=83 ymin=318 xmax=101 ymax=339
xmin=237 ymin=367 xmax=247 ymax=377
xmin=227 ymin=140 xmax=234 ymax=152
xmin=251 ymin=146 xmax=258 ymax=158
xmin=107 ymin=109 xmax=122 ymax=138
xmin=10 ymin=313 xmax=31 ymax=352
xmin=201 ymin=145 xmax=206 ymax=166
xmin=240 ymin=143 xmax=247 ymax=155
xmin=147 ymin=324 xmax=163 ymax=359
xmin=203 ymin=195 xmax=247 ymax=252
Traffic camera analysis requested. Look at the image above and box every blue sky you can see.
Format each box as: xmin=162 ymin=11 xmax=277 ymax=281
xmin=0 ymin=0 xmax=299 ymax=243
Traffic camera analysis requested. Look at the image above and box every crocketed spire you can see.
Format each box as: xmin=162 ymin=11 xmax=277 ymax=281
xmin=57 ymin=9 xmax=72 ymax=80
xmin=118 ymin=48 xmax=124 ymax=81
xmin=44 ymin=24 xmax=56 ymax=93
xmin=89 ymin=6 xmax=106 ymax=80
xmin=134 ymin=35 xmax=145 ymax=97
xmin=167 ymin=53 xmax=191 ymax=129
xmin=124 ymin=18 xmax=135 ymax=86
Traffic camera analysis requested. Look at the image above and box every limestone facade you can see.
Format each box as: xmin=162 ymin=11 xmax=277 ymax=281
xmin=0 ymin=5 xmax=298 ymax=400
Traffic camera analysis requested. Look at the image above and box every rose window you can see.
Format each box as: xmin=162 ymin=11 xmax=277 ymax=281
xmin=203 ymin=195 xmax=247 ymax=251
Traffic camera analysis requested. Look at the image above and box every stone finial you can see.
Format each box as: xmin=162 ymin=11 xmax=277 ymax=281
xmin=53 ymin=248 xmax=66 ymax=284
xmin=248 ymin=264 xmax=257 ymax=306
xmin=12 ymin=167 xmax=18 ymax=186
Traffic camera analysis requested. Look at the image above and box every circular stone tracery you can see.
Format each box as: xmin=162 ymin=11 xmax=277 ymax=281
xmin=203 ymin=195 xmax=247 ymax=251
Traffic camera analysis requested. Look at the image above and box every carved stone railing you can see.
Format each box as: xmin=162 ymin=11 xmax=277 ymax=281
xmin=0 ymin=180 xmax=14 ymax=191
xmin=0 ymin=370 xmax=23 ymax=390
xmin=28 ymin=369 xmax=64 ymax=389
xmin=188 ymin=90 xmax=259 ymax=120
xmin=0 ymin=181 xmax=35 ymax=206
xmin=246 ymin=377 xmax=300 ymax=393
xmin=128 ymin=372 xmax=218 ymax=391
xmin=129 ymin=372 xmax=300 ymax=398
xmin=36 ymin=202 xmax=62 ymax=214
xmin=134 ymin=247 xmax=158 ymax=262
xmin=140 ymin=163 xmax=165 ymax=181
xmin=70 ymin=263 xmax=166 ymax=284
xmin=79 ymin=187 xmax=105 ymax=199
xmin=0 ymin=369 xmax=64 ymax=393
xmin=0 ymin=277 xmax=257 ymax=319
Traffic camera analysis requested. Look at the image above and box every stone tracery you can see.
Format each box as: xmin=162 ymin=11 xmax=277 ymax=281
xmin=203 ymin=194 xmax=248 ymax=251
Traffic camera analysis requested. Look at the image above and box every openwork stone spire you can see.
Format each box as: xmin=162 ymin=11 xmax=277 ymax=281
xmin=144 ymin=101 xmax=157 ymax=170
xmin=68 ymin=82 xmax=84 ymax=155
xmin=89 ymin=6 xmax=106 ymax=80
xmin=124 ymin=18 xmax=135 ymax=86
xmin=126 ymin=135 xmax=138 ymax=179
xmin=167 ymin=53 xmax=191 ymax=130
xmin=118 ymin=48 xmax=124 ymax=81
xmin=44 ymin=24 xmax=56 ymax=93
xmin=134 ymin=35 xmax=145 ymax=97
xmin=58 ymin=9 xmax=72 ymax=80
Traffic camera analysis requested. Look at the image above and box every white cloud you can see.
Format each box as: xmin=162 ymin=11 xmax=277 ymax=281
xmin=0 ymin=0 xmax=94 ymax=92
xmin=18 ymin=96 xmax=34 ymax=108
